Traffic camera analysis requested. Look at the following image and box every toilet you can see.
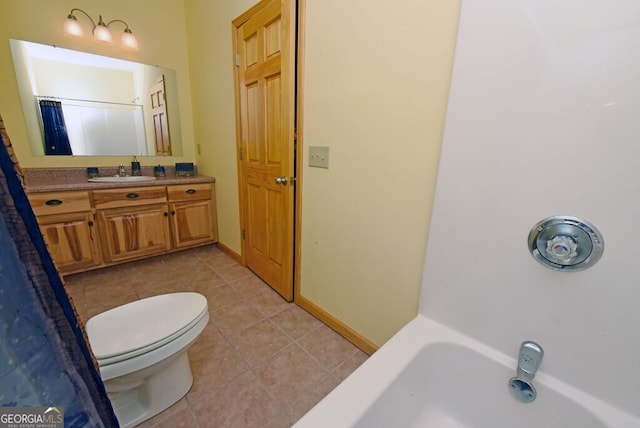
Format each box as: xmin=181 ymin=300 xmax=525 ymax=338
xmin=85 ymin=292 xmax=209 ymax=428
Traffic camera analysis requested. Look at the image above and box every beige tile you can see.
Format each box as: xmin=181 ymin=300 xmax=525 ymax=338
xmin=270 ymin=305 xmax=323 ymax=339
xmin=187 ymin=279 xmax=233 ymax=306
xmin=161 ymin=250 xmax=207 ymax=268
xmin=254 ymin=344 xmax=328 ymax=406
xmin=210 ymin=300 xmax=265 ymax=336
xmin=205 ymin=284 xmax=244 ymax=312
xmin=128 ymin=262 xmax=179 ymax=285
xmin=187 ymin=337 xmax=248 ymax=403
xmin=133 ymin=277 xmax=187 ymax=299
xmin=297 ymin=324 xmax=360 ymax=371
xmin=84 ymin=278 xmax=137 ymax=302
xmin=213 ymin=263 xmax=255 ymax=282
xmin=247 ymin=287 xmax=291 ymax=317
xmin=65 ymin=246 xmax=369 ymax=427
xmin=265 ymin=413 xmax=294 ymax=428
xmin=333 ymin=349 xmax=369 ymax=383
xmin=191 ymin=371 xmax=281 ymax=428
xmin=228 ymin=275 xmax=271 ymax=296
xmin=137 ymin=397 xmax=196 ymax=428
xmin=285 ymin=374 xmax=340 ymax=425
xmin=190 ymin=320 xmax=224 ymax=354
xmin=200 ymin=252 xmax=238 ymax=269
xmin=84 ymin=291 xmax=138 ymax=319
xmin=227 ymin=319 xmax=292 ymax=367
xmin=181 ymin=268 xmax=226 ymax=290
xmin=80 ymin=265 xmax=131 ymax=287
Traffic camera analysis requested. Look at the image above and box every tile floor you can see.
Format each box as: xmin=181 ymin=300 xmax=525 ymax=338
xmin=65 ymin=244 xmax=368 ymax=427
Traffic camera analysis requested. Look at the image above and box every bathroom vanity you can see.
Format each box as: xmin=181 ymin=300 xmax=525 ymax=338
xmin=25 ymin=167 xmax=217 ymax=275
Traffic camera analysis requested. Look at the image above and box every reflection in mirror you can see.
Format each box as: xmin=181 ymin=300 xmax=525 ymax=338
xmin=9 ymin=39 xmax=182 ymax=157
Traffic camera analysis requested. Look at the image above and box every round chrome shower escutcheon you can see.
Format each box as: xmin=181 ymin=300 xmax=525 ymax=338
xmin=528 ymin=216 xmax=604 ymax=271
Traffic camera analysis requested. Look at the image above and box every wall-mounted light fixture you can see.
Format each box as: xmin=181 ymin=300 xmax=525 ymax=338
xmin=64 ymin=8 xmax=139 ymax=51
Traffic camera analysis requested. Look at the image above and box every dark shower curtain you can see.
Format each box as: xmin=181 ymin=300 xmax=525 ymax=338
xmin=39 ymin=100 xmax=73 ymax=155
xmin=0 ymin=115 xmax=118 ymax=427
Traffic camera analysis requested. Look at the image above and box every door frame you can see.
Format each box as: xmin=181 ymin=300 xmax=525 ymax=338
xmin=232 ymin=0 xmax=305 ymax=298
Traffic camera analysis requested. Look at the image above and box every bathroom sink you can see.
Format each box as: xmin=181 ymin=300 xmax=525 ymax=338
xmin=88 ymin=176 xmax=157 ymax=183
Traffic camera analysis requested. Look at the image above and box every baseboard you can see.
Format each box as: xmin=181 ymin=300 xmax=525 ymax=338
xmin=216 ymin=242 xmax=242 ymax=263
xmin=215 ymin=241 xmax=377 ymax=355
xmin=295 ymin=295 xmax=378 ymax=356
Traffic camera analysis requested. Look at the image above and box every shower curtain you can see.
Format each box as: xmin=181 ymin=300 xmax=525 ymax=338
xmin=0 ymin=116 xmax=118 ymax=427
xmin=39 ymin=100 xmax=73 ymax=155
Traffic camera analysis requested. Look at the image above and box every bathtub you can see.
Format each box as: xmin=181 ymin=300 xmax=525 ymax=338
xmin=294 ymin=315 xmax=639 ymax=428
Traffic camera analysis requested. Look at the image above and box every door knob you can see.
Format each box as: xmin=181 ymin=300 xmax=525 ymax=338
xmin=274 ymin=176 xmax=288 ymax=185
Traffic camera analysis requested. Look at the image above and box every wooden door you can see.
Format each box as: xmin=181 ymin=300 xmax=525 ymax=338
xmin=233 ymin=0 xmax=296 ymax=301
xmin=150 ymin=75 xmax=171 ymax=155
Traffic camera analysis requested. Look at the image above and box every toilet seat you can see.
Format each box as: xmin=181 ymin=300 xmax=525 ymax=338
xmin=86 ymin=292 xmax=208 ymax=365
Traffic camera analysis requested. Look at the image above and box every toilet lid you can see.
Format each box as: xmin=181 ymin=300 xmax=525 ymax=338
xmin=86 ymin=292 xmax=208 ymax=361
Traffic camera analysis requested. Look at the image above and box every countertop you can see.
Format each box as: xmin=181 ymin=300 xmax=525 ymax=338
xmin=24 ymin=166 xmax=215 ymax=193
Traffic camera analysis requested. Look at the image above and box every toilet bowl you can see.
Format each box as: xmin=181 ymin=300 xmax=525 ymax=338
xmin=85 ymin=292 xmax=209 ymax=428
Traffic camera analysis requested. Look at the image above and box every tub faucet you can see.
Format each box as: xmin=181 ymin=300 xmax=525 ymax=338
xmin=517 ymin=341 xmax=544 ymax=381
xmin=118 ymin=165 xmax=126 ymax=177
xmin=508 ymin=340 xmax=543 ymax=403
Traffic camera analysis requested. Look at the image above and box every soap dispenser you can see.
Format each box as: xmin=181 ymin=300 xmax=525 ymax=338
xmin=131 ymin=156 xmax=141 ymax=176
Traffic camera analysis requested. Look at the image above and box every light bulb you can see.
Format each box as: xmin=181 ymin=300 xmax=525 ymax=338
xmin=93 ymin=24 xmax=113 ymax=44
xmin=121 ymin=29 xmax=139 ymax=51
xmin=64 ymin=16 xmax=84 ymax=37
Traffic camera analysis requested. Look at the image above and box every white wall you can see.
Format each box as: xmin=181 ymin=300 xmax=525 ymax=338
xmin=421 ymin=0 xmax=640 ymax=416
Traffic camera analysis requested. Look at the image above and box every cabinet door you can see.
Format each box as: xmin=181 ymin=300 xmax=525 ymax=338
xmin=37 ymin=212 xmax=101 ymax=274
xmin=170 ymin=199 xmax=217 ymax=249
xmin=97 ymin=204 xmax=171 ymax=263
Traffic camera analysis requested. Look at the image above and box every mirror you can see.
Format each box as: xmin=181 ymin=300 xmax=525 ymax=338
xmin=9 ymin=39 xmax=182 ymax=156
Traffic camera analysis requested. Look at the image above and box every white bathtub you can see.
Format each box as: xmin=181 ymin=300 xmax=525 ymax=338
xmin=294 ymin=315 xmax=639 ymax=428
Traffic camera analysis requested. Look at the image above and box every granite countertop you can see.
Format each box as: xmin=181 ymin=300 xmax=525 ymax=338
xmin=24 ymin=166 xmax=215 ymax=193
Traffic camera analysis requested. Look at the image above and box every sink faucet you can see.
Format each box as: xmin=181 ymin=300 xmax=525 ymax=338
xmin=118 ymin=165 xmax=126 ymax=177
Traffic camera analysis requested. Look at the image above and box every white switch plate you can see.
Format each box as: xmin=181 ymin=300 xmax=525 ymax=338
xmin=309 ymin=146 xmax=330 ymax=168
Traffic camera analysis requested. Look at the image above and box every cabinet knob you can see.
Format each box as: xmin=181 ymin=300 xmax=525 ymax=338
xmin=186 ymin=189 xmax=196 ymax=195
xmin=126 ymin=193 xmax=139 ymax=199
xmin=45 ymin=199 xmax=63 ymax=206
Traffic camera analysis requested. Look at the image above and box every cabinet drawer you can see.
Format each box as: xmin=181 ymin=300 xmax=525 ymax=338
xmin=167 ymin=183 xmax=213 ymax=202
xmin=93 ymin=186 xmax=167 ymax=209
xmin=30 ymin=191 xmax=91 ymax=216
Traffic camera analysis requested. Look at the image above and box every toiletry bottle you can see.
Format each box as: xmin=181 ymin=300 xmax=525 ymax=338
xmin=131 ymin=156 xmax=141 ymax=176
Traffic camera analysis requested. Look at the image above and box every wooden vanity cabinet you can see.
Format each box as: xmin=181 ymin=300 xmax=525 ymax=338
xmin=168 ymin=183 xmax=218 ymax=249
xmin=29 ymin=181 xmax=217 ymax=273
xmin=29 ymin=191 xmax=101 ymax=274
xmin=93 ymin=186 xmax=171 ymax=263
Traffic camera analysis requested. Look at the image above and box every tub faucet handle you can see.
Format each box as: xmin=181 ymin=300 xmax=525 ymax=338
xmin=517 ymin=341 xmax=543 ymax=381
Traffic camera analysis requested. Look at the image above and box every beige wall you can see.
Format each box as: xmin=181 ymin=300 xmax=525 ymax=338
xmin=184 ymin=0 xmax=461 ymax=346
xmin=1 ymin=0 xmax=461 ymax=347
xmin=299 ymin=0 xmax=460 ymax=345
xmin=183 ymin=0 xmax=257 ymax=254
xmin=0 ymin=0 xmax=196 ymax=168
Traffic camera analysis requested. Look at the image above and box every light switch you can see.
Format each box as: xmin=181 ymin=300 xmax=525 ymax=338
xmin=309 ymin=145 xmax=330 ymax=168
